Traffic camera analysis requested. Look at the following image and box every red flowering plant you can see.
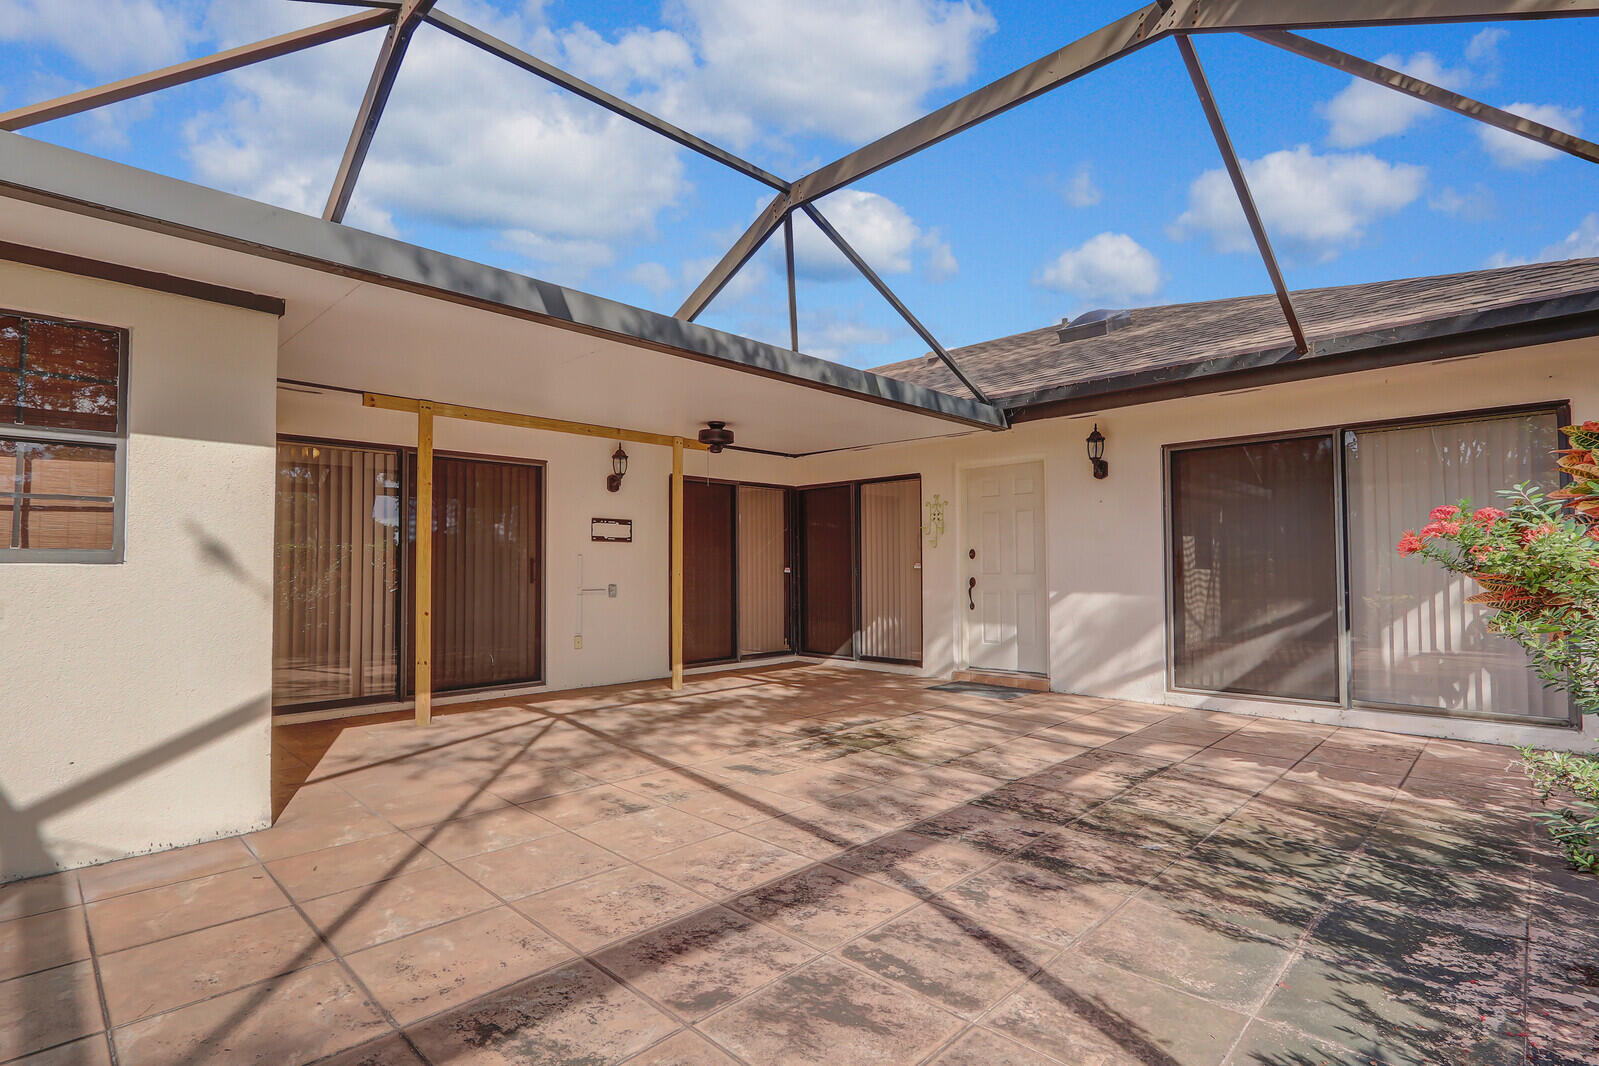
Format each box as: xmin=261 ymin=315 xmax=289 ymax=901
xmin=1397 ymin=483 xmax=1599 ymax=714
xmin=1398 ymin=425 xmax=1599 ymax=873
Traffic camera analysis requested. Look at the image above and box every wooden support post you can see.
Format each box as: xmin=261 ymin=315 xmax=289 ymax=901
xmin=671 ymin=437 xmax=684 ymax=692
xmin=415 ymin=402 xmax=435 ymax=725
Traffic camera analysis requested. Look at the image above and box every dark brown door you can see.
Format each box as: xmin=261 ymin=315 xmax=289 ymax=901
xmin=800 ymin=484 xmax=855 ymax=656
xmin=683 ymin=479 xmax=736 ymax=664
xmin=407 ymin=455 xmax=543 ymax=692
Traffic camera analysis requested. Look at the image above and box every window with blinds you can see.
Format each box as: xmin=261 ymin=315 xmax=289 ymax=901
xmin=1 ymin=312 xmax=125 ymax=561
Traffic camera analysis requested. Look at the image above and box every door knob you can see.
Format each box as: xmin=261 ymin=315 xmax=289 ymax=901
xmin=968 ymin=548 xmax=976 ymax=560
xmin=967 ymin=576 xmax=976 ymax=611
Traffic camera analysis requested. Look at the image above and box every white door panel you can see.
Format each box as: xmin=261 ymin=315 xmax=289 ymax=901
xmin=964 ymin=462 xmax=1047 ymax=674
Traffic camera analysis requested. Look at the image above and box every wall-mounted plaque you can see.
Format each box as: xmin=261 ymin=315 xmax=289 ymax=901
xmin=592 ymin=518 xmax=632 ymax=543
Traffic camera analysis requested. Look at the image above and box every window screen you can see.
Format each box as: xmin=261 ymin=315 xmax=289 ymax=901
xmin=1170 ymin=436 xmax=1341 ymax=702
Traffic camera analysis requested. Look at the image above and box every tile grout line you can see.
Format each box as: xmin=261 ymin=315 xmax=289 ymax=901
xmin=75 ymin=869 xmax=123 ymax=1066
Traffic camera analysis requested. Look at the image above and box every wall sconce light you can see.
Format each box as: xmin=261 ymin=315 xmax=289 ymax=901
xmin=1086 ymin=424 xmax=1108 ymax=480
xmin=606 ymin=443 xmax=628 ymax=492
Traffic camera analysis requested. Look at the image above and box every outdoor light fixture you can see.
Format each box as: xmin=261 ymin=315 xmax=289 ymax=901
xmin=698 ymin=421 xmax=734 ymax=453
xmin=606 ymin=443 xmax=628 ymax=492
xmin=1086 ymin=424 xmax=1108 ymax=480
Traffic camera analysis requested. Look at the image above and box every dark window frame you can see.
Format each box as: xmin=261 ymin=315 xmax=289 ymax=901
xmin=1162 ymin=400 xmax=1578 ymax=728
xmin=0 ymin=308 xmax=128 ymax=564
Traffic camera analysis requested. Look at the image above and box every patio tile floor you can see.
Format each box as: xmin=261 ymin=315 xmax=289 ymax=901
xmin=1 ymin=662 xmax=1595 ymax=1065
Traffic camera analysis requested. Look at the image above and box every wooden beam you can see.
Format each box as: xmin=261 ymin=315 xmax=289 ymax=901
xmin=0 ymin=10 xmax=392 ymax=132
xmin=415 ymin=401 xmax=434 ymax=726
xmin=362 ymin=392 xmax=713 ymax=450
xmin=671 ymin=436 xmax=684 ymax=692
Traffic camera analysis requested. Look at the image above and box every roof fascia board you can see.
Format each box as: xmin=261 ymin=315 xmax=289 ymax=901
xmin=0 ymin=131 xmax=1004 ymax=430
xmin=1005 ymin=290 xmax=1599 ymax=421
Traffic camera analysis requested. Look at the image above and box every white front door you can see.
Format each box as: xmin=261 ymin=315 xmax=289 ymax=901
xmin=962 ymin=461 xmax=1047 ymax=674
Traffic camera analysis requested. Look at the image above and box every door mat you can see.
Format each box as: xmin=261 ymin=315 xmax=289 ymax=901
xmin=928 ymin=681 xmax=1027 ymax=701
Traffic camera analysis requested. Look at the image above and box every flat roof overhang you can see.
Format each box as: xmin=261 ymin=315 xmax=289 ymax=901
xmin=0 ymin=131 xmax=1006 ymax=455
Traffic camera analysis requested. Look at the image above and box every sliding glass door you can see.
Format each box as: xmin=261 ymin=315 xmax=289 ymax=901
xmin=417 ymin=456 xmax=543 ymax=693
xmin=274 ymin=441 xmax=543 ymax=711
xmin=1345 ymin=411 xmax=1567 ymax=720
xmin=273 ymin=442 xmax=402 ymax=708
xmin=1169 ymin=437 xmax=1341 ymax=702
xmin=1167 ymin=406 xmax=1571 ymax=724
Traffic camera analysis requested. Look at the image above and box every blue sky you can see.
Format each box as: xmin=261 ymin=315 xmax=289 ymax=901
xmin=2 ymin=0 xmax=1597 ymax=369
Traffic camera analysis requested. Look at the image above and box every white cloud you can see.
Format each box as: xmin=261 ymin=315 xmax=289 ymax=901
xmin=1321 ymin=52 xmax=1468 ymax=147
xmin=649 ymin=0 xmax=997 ymax=146
xmin=1171 ymin=145 xmax=1426 ymax=260
xmin=1465 ymin=28 xmax=1508 ymax=65
xmin=1429 ymin=184 xmax=1495 ymax=220
xmin=1036 ymin=232 xmax=1162 ymax=306
xmin=0 ymin=0 xmax=200 ymax=74
xmin=626 ymin=261 xmax=677 ymax=295
xmin=183 ymin=19 xmax=687 ymax=270
xmin=1478 ymin=101 xmax=1585 ymax=168
xmin=799 ymin=314 xmax=897 ymax=364
xmin=1491 ymin=213 xmax=1599 ymax=267
xmin=1063 ymin=164 xmax=1102 ymax=208
xmin=791 ymin=190 xmax=956 ymax=282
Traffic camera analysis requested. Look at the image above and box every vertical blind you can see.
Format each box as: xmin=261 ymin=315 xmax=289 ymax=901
xmin=1345 ymin=412 xmax=1567 ymax=720
xmin=738 ymin=484 xmax=789 ymax=656
xmin=1170 ymin=437 xmax=1342 ymax=702
xmin=424 ymin=457 xmax=542 ymax=691
xmin=273 ymin=442 xmax=401 ymax=707
xmin=859 ymin=478 xmax=923 ymax=662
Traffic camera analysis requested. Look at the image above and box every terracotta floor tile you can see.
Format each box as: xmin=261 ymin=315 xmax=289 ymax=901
xmin=938 ymin=861 xmax=1131 ymax=947
xmin=311 ymin=1034 xmax=429 ymax=1066
xmin=821 ymin=783 xmax=949 ymax=828
xmin=85 ymin=864 xmax=287 ymax=954
xmin=0 ymin=960 xmax=102 ymax=1062
xmin=622 ymin=1029 xmax=741 ymax=1065
xmin=301 ymin=863 xmax=500 ymax=953
xmin=76 ymin=838 xmax=256 ymax=903
xmin=453 ymin=831 xmax=625 ymax=900
xmin=403 ymin=805 xmax=561 ymax=860
xmin=97 ymin=907 xmax=331 ymax=1025
xmin=615 ymin=769 xmax=728 ymax=807
xmin=109 ymin=961 xmax=388 ymax=1066
xmin=515 ymin=867 xmax=707 ymax=952
xmin=573 ymin=805 xmax=727 ymax=861
xmin=593 ymin=906 xmax=817 ymax=1021
xmin=244 ymin=790 xmax=394 ymax=863
xmin=927 ymin=1027 xmax=1067 ymax=1066
xmin=987 ymin=954 xmax=1249 ymax=1066
xmin=841 ymin=900 xmax=1054 ymax=1019
xmin=944 ymin=738 xmax=1088 ymax=781
xmin=728 ymin=863 xmax=921 ymax=949
xmin=834 ymin=829 xmax=997 ymax=893
xmin=0 ymin=908 xmax=91 ymax=982
xmin=0 ymin=871 xmax=81 ymax=922
xmin=265 ymin=833 xmax=442 ymax=902
xmin=404 ymin=959 xmax=676 ymax=1065
xmin=358 ymin=780 xmax=513 ymax=830
xmin=667 ymin=782 xmax=811 ymax=829
xmin=644 ymin=833 xmax=810 ymax=899
xmin=521 ymin=783 xmax=657 ymax=829
xmin=739 ymin=806 xmax=889 ymax=861
xmin=698 ymin=954 xmax=963 ymax=1066
xmin=346 ymin=907 xmax=573 ymax=1026
xmin=1074 ymin=896 xmax=1295 ymax=1010
xmin=484 ymin=762 xmax=605 ymax=804
xmin=12 ymin=1033 xmax=114 ymax=1066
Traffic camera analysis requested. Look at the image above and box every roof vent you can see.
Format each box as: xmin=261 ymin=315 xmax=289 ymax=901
xmin=1057 ymin=309 xmax=1132 ymax=344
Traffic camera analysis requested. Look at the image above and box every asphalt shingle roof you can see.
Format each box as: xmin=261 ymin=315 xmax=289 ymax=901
xmin=871 ymin=257 xmax=1599 ymax=407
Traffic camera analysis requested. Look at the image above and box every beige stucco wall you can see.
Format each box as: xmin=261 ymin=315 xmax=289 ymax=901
xmin=792 ymin=338 xmax=1599 ymax=752
xmin=0 ymin=262 xmax=280 ymax=882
